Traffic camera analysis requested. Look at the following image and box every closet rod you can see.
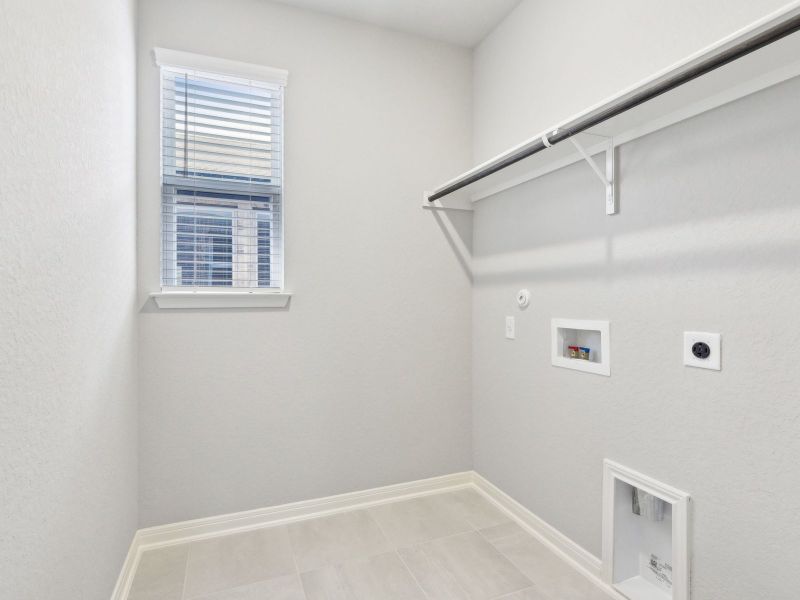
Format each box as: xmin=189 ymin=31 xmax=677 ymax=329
xmin=427 ymin=12 xmax=800 ymax=202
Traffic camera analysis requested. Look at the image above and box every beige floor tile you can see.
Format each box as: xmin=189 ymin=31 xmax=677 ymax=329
xmin=128 ymin=544 xmax=188 ymax=600
xmin=289 ymin=509 xmax=391 ymax=573
xmin=301 ymin=552 xmax=425 ymax=600
xmin=300 ymin=563 xmax=351 ymax=600
xmin=397 ymin=545 xmax=469 ymax=599
xmin=481 ymin=523 xmax=604 ymax=600
xmin=414 ymin=531 xmax=531 ymax=600
xmin=494 ymin=587 xmax=551 ymax=599
xmin=478 ymin=521 xmax=525 ymax=544
xmin=183 ymin=527 xmax=296 ymax=598
xmin=189 ymin=574 xmax=306 ymax=600
xmin=368 ymin=494 xmax=474 ymax=547
xmin=447 ymin=488 xmax=510 ymax=530
xmin=129 ymin=491 xmax=611 ymax=600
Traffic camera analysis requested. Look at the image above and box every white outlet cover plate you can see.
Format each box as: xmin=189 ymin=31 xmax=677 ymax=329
xmin=683 ymin=331 xmax=721 ymax=370
xmin=505 ymin=316 xmax=515 ymax=340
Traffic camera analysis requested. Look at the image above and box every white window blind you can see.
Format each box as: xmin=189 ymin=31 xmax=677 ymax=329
xmin=160 ymin=64 xmax=284 ymax=289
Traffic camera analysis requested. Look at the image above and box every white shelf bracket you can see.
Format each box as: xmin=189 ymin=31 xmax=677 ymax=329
xmin=570 ymin=137 xmax=617 ymax=215
xmin=422 ymin=191 xmax=473 ymax=212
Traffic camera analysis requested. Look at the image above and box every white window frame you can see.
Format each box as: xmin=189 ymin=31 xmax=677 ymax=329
xmin=151 ymin=48 xmax=291 ymax=309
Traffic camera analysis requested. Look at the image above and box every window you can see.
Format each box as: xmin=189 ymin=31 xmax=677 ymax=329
xmin=159 ymin=56 xmax=285 ymax=290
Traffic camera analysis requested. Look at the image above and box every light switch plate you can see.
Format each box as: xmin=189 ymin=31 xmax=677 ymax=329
xmin=683 ymin=331 xmax=721 ymax=370
xmin=505 ymin=316 xmax=515 ymax=340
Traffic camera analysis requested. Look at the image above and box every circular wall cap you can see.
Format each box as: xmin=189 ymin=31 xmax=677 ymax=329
xmin=516 ymin=289 xmax=531 ymax=309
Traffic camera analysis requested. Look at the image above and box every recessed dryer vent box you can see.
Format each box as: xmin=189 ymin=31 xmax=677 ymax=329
xmin=602 ymin=460 xmax=690 ymax=600
xmin=551 ymin=318 xmax=610 ymax=376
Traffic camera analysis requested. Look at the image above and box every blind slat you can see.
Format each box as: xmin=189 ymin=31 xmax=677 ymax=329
xmin=167 ymin=114 xmax=275 ymax=131
xmin=163 ymin=149 xmax=279 ymax=168
xmin=170 ymin=79 xmax=279 ymax=102
xmin=163 ymin=142 xmax=279 ymax=160
xmin=161 ymin=65 xmax=284 ymax=289
xmin=162 ymin=127 xmax=280 ymax=147
xmin=164 ymin=98 xmax=280 ymax=121
xmin=163 ymin=91 xmax=280 ymax=113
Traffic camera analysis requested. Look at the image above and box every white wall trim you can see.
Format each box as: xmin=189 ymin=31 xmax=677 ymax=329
xmin=138 ymin=472 xmax=472 ymax=549
xmin=113 ymin=471 xmax=632 ymax=600
xmin=471 ymin=472 xmax=627 ymax=600
xmin=150 ymin=291 xmax=292 ymax=309
xmin=110 ymin=472 xmax=472 ymax=599
xmin=109 ymin=535 xmax=142 ymax=600
xmin=471 ymin=473 xmax=599 ymax=579
xmin=153 ymin=47 xmax=289 ymax=85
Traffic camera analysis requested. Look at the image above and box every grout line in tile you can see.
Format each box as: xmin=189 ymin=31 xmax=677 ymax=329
xmin=435 ymin=488 xmax=481 ymax=533
xmin=474 ymin=526 xmax=494 ymax=544
xmin=413 ymin=536 xmax=474 ymax=600
xmin=284 ymin=526 xmax=309 ymax=600
xmin=477 ymin=524 xmax=598 ymax=600
xmin=369 ymin=492 xmax=472 ymax=600
xmin=362 ymin=506 xmax=393 ymax=549
xmin=474 ymin=526 xmax=538 ymax=594
xmin=489 ymin=587 xmax=540 ymax=600
xmin=179 ymin=543 xmax=190 ymax=600
xmin=141 ymin=490 xmax=575 ymax=600
xmin=450 ymin=488 xmax=514 ymax=532
xmin=366 ymin=500 xmax=468 ymax=550
xmin=475 ymin=526 xmax=523 ymax=568
xmin=436 ymin=546 xmax=474 ymax=600
xmin=298 ymin=575 xmax=311 ymax=600
xmin=476 ymin=533 xmax=563 ymax=600
xmin=420 ymin=526 xmax=485 ymax=547
xmin=475 ymin=524 xmax=520 ymax=550
xmin=286 ymin=524 xmax=302 ymax=576
xmin=465 ymin=514 xmax=513 ymax=531
xmin=394 ymin=550 xmax=433 ymax=600
xmin=365 ymin=504 xmax=433 ymax=599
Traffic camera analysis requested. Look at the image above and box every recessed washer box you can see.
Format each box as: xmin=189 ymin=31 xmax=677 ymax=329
xmin=551 ymin=318 xmax=610 ymax=376
xmin=603 ymin=460 xmax=691 ymax=600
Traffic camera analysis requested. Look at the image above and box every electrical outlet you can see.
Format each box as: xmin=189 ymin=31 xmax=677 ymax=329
xmin=683 ymin=332 xmax=721 ymax=370
xmin=505 ymin=316 xmax=515 ymax=340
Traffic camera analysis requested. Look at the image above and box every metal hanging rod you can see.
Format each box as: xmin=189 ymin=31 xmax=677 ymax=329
xmin=427 ymin=10 xmax=800 ymax=203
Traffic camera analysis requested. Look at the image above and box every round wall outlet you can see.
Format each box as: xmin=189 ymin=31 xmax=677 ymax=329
xmin=684 ymin=332 xmax=721 ymax=370
xmin=692 ymin=341 xmax=711 ymax=359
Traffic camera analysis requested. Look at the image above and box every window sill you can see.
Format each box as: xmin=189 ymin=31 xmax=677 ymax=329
xmin=150 ymin=291 xmax=292 ymax=309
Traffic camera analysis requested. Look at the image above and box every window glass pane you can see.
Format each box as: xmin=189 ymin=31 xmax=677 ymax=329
xmin=176 ymin=207 xmax=233 ymax=287
xmin=161 ymin=65 xmax=283 ymax=289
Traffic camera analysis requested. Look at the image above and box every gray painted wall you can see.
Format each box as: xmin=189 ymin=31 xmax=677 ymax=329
xmin=137 ymin=0 xmax=474 ymax=527
xmin=3 ymin=3 xmax=795 ymax=597
xmin=472 ymin=2 xmax=800 ymax=598
xmin=474 ymin=0 xmax=790 ymax=162
xmin=0 ymin=0 xmax=139 ymax=598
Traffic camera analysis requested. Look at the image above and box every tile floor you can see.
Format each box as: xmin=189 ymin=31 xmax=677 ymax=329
xmin=128 ymin=488 xmax=610 ymax=600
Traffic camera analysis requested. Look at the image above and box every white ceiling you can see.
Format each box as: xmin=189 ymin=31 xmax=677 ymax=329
xmin=269 ymin=0 xmax=522 ymax=47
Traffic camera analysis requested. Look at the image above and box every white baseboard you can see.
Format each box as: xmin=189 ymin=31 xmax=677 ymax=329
xmin=136 ymin=472 xmax=473 ymax=549
xmin=110 ymin=472 xmax=472 ymax=600
xmin=471 ymin=472 xmax=626 ymax=600
xmin=109 ymin=533 xmax=141 ymax=600
xmin=471 ymin=472 xmax=602 ymax=578
xmin=112 ymin=470 xmax=625 ymax=600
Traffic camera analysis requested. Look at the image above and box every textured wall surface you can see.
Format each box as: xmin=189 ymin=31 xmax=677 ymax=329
xmin=473 ymin=0 xmax=789 ymax=162
xmin=137 ymin=0 xmax=473 ymax=527
xmin=471 ymin=2 xmax=800 ymax=598
xmin=0 ymin=0 xmax=138 ymax=598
